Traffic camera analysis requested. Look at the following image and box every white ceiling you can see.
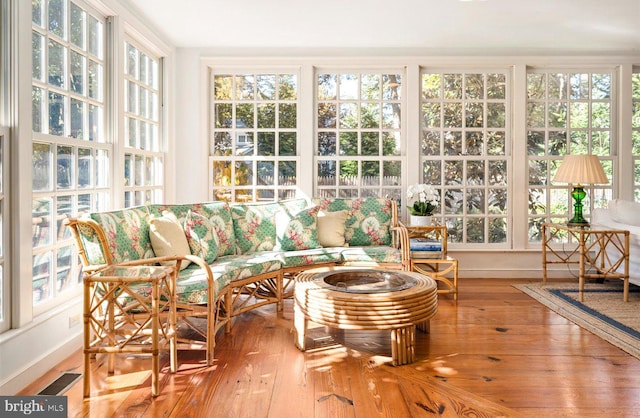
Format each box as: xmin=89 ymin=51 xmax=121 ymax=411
xmin=123 ymin=0 xmax=640 ymax=54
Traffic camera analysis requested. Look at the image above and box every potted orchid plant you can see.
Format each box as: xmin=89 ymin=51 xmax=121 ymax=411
xmin=407 ymin=183 xmax=439 ymax=225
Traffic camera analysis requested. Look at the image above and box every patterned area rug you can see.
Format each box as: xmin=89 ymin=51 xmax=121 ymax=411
xmin=514 ymin=280 xmax=640 ymax=360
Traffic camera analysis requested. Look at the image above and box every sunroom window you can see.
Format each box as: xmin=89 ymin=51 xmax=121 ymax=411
xmin=420 ymin=70 xmax=510 ymax=245
xmin=526 ymin=70 xmax=614 ymax=243
xmin=123 ymin=40 xmax=163 ymax=207
xmin=315 ymin=70 xmax=403 ymax=203
xmin=31 ymin=0 xmax=110 ymax=311
xmin=210 ymin=71 xmax=300 ymax=202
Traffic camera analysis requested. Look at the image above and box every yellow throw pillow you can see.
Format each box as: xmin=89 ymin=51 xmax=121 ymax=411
xmin=149 ymin=211 xmax=191 ymax=270
xmin=317 ymin=210 xmax=349 ymax=247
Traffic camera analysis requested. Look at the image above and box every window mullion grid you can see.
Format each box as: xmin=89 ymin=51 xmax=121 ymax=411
xmin=31 ymin=0 xmax=109 ymax=312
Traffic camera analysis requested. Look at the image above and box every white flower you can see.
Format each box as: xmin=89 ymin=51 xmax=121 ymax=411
xmin=406 ymin=184 xmax=439 ymax=216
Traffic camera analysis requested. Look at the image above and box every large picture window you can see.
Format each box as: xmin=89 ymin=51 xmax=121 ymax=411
xmin=527 ymin=70 xmax=613 ymax=242
xmin=31 ymin=0 xmax=110 ymax=311
xmin=210 ymin=71 xmax=300 ymax=202
xmin=315 ymin=70 xmax=403 ymax=203
xmin=123 ymin=40 xmax=163 ymax=207
xmin=420 ymin=70 xmax=510 ymax=245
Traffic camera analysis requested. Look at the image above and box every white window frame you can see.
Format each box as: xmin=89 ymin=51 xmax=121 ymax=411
xmin=31 ymin=0 xmax=110 ymax=314
xmin=209 ymin=67 xmax=302 ymax=202
xmin=419 ymin=67 xmax=512 ymax=248
xmin=526 ymin=67 xmax=616 ymax=245
xmin=313 ymin=67 xmax=405 ymax=203
xmin=122 ymin=37 xmax=164 ymax=207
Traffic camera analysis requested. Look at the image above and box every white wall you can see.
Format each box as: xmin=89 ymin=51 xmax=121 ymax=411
xmin=0 ymin=300 xmax=82 ymax=395
xmin=173 ymin=48 xmax=208 ymax=202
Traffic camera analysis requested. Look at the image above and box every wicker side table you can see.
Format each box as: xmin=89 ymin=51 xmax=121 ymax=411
xmin=83 ymin=264 xmax=177 ymax=397
xmin=541 ymin=223 xmax=630 ymax=301
xmin=405 ymin=224 xmax=459 ymax=300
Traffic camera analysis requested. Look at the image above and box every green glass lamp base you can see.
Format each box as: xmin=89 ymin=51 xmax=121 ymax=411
xmin=567 ymin=186 xmax=589 ymax=228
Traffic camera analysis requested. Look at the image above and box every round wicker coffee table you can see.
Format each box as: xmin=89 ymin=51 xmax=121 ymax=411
xmin=293 ymin=268 xmax=438 ymax=366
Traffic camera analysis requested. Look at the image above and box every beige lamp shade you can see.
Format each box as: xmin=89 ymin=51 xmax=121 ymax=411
xmin=553 ymin=154 xmax=608 ymax=185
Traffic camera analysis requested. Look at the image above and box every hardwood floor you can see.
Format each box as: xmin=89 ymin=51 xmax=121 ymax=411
xmin=19 ymin=278 xmax=640 ymax=417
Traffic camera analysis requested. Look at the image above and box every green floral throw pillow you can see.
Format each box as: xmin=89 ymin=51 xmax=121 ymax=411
xmin=275 ymin=206 xmax=321 ymax=251
xmin=184 ymin=210 xmax=219 ymax=264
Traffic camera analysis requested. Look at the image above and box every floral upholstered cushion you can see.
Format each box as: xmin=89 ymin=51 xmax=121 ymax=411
xmin=75 ymin=221 xmax=107 ymax=265
xmin=231 ymin=204 xmax=277 ymax=254
xmin=149 ymin=211 xmax=192 ymax=270
xmin=275 ymin=206 xmax=321 ymax=251
xmin=184 ymin=210 xmax=219 ymax=264
xmin=231 ymin=199 xmax=308 ymax=254
xmin=154 ymin=202 xmax=235 ymax=257
xmin=89 ymin=205 xmax=155 ymax=263
xmin=312 ymin=198 xmax=393 ymax=246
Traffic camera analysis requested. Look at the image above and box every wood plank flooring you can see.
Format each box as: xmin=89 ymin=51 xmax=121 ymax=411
xmin=18 ymin=278 xmax=640 ymax=417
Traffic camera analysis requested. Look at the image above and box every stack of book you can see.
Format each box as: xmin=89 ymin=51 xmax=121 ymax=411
xmin=410 ymin=237 xmax=442 ymax=259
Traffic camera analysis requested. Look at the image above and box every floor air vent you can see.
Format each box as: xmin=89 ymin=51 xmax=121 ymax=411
xmin=37 ymin=372 xmax=82 ymax=396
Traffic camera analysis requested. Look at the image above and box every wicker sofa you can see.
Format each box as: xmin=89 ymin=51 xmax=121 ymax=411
xmin=67 ymin=197 xmax=409 ymax=365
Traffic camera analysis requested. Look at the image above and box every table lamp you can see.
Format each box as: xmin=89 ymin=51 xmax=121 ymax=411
xmin=552 ymin=154 xmax=607 ymax=227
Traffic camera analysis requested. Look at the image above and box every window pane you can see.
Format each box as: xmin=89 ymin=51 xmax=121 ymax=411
xmin=32 ymin=0 xmax=44 ymax=26
xmin=88 ymin=61 xmax=102 ymax=101
xmin=48 ymin=92 xmax=65 ymax=136
xmin=32 ymin=31 xmax=44 ymax=81
xmin=48 ymin=0 xmax=65 ymax=38
xmin=33 ymin=251 xmax=52 ymax=304
xmin=88 ymin=16 xmax=102 ymax=59
xmin=33 ymin=143 xmax=52 ymax=191
xmin=70 ymin=98 xmax=83 ymax=138
xmin=96 ymin=150 xmax=109 ymax=188
xmin=33 ymin=198 xmax=52 ymax=248
xmin=32 ymin=87 xmax=44 ymax=133
xmin=69 ymin=3 xmax=85 ymax=49
xmin=56 ymin=145 xmax=73 ymax=190
xmin=48 ymin=39 xmax=65 ymax=88
xmin=56 ymin=245 xmax=73 ymax=293
xmin=56 ymin=196 xmax=72 ymax=240
xmin=88 ymin=104 xmax=102 ymax=142
xmin=78 ymin=148 xmax=92 ymax=188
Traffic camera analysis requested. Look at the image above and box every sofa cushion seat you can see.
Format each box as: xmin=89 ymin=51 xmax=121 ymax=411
xmin=211 ymin=253 xmax=282 ymax=285
xmin=175 ymin=253 xmax=282 ymax=304
xmin=276 ymin=247 xmax=344 ymax=268
xmin=340 ymin=246 xmax=402 ymax=264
